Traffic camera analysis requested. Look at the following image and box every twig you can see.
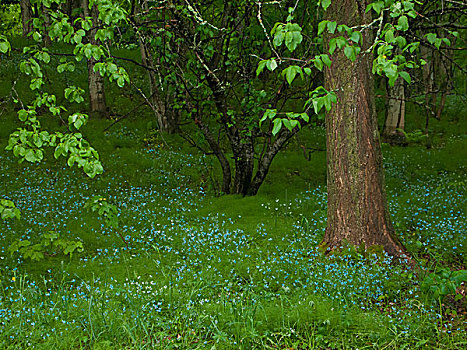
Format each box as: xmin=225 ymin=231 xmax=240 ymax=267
xmin=130 ymin=80 xmax=168 ymax=146
xmin=256 ymin=1 xmax=281 ymax=61
xmin=103 ymin=99 xmax=147 ymax=132
xmin=11 ymin=80 xmax=24 ymax=109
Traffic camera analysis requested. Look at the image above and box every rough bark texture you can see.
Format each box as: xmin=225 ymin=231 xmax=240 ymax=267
xmin=82 ymin=0 xmax=108 ymax=118
xmin=383 ymin=77 xmax=406 ymax=145
xmin=20 ymin=0 xmax=34 ymax=37
xmin=322 ymin=0 xmax=407 ymax=257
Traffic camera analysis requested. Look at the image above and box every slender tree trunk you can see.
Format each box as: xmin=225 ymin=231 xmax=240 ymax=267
xmin=134 ymin=0 xmax=178 ymax=133
xmin=140 ymin=40 xmax=177 ymax=133
xmin=321 ymin=0 xmax=407 ymax=258
xmin=60 ymin=0 xmax=81 ymax=18
xmin=82 ymin=0 xmax=108 ymax=118
xmin=40 ymin=4 xmax=51 ymax=46
xmin=383 ymin=77 xmax=406 ymax=145
xmin=247 ymin=129 xmax=295 ymax=196
xmin=20 ymin=0 xmax=34 ymax=37
xmin=436 ymin=37 xmax=455 ymax=119
xmin=421 ymin=45 xmax=434 ymax=148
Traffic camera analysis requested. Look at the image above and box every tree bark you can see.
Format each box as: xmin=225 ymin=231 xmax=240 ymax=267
xmin=137 ymin=1 xmax=179 ymax=133
xmin=322 ymin=0 xmax=407 ymax=258
xmin=247 ymin=129 xmax=295 ymax=196
xmin=40 ymin=4 xmax=52 ymax=46
xmin=20 ymin=0 xmax=34 ymax=37
xmin=194 ymin=117 xmax=232 ymax=194
xmin=82 ymin=0 xmax=108 ymax=118
xmin=383 ymin=77 xmax=406 ymax=145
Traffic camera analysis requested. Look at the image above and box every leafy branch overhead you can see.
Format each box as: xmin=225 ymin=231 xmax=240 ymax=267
xmin=2 ymin=0 xmax=130 ymax=178
xmin=256 ymin=0 xmax=456 ymax=136
xmin=0 ymin=199 xmax=20 ymax=221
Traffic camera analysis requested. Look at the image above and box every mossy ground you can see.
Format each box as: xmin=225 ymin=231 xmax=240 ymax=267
xmin=0 ymin=40 xmax=466 ymax=349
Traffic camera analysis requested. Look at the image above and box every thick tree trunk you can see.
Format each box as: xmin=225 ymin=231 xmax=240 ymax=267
xmin=383 ymin=77 xmax=406 ymax=145
xmin=82 ymin=0 xmax=108 ymax=118
xmin=232 ymin=140 xmax=255 ymax=196
xmin=322 ymin=0 xmax=407 ymax=258
xmin=20 ymin=0 xmax=34 ymax=37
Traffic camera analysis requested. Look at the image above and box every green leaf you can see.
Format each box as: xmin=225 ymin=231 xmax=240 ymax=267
xmin=370 ymin=1 xmax=384 ymax=14
xmin=283 ymin=66 xmax=302 ymax=85
xmin=18 ymin=109 xmax=28 ymax=121
xmin=321 ymin=54 xmax=332 ymax=67
xmin=25 ymin=149 xmax=36 ymax=162
xmin=260 ymin=109 xmax=277 ymax=125
xmin=272 ymin=118 xmax=282 ymax=135
xmin=314 ymin=57 xmax=324 ymax=71
xmin=344 ymin=46 xmax=356 ymax=62
xmin=318 ymin=21 xmax=328 ymax=36
xmin=0 ymin=41 xmax=10 ymax=54
xmin=395 ymin=36 xmax=407 ymax=48
xmin=396 ymin=15 xmax=409 ymax=31
xmin=426 ymin=33 xmax=437 ymax=45
xmin=329 ymin=38 xmax=337 ymax=55
xmin=451 ymin=270 xmax=467 ymax=284
xmin=282 ymin=118 xmax=292 ymax=131
xmin=336 ymin=37 xmax=347 ymax=49
xmin=266 ymin=59 xmax=278 ymax=72
xmin=312 ymin=98 xmax=324 ymax=115
xmin=54 ymin=145 xmax=64 ymax=159
xmin=324 ymin=94 xmax=333 ymax=111
xmin=327 ymin=21 xmax=337 ymax=34
xmin=349 ymin=31 xmax=361 ymax=44
xmin=285 ymin=29 xmax=302 ymax=52
xmin=320 ymin=0 xmax=331 ymax=10
xmin=385 ymin=29 xmax=395 ymax=43
xmin=273 ymin=27 xmax=285 ymax=48
xmin=117 ymin=76 xmax=125 ymax=88
xmin=399 ymin=71 xmax=411 ymax=84
xmin=442 ymin=38 xmax=451 ymax=46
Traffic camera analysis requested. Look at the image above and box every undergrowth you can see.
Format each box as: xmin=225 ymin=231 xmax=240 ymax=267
xmin=0 ymin=38 xmax=466 ymax=350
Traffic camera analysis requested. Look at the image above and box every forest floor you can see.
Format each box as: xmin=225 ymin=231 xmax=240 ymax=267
xmin=0 ymin=39 xmax=466 ymax=349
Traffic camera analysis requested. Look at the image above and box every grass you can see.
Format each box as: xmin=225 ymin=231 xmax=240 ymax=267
xmin=1 ymin=124 xmax=465 ymax=349
xmin=1 ymin=41 xmax=466 ymax=349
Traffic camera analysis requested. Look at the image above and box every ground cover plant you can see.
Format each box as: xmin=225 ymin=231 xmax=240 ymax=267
xmin=0 ymin=117 xmax=466 ymax=348
xmin=1 ymin=0 xmax=466 ymax=348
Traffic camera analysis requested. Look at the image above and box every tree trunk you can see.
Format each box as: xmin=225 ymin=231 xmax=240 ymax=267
xmin=20 ymin=0 xmax=34 ymax=37
xmin=232 ymin=139 xmax=255 ymax=196
xmin=61 ymin=0 xmax=81 ymax=17
xmin=82 ymin=0 xmax=108 ymax=118
xmin=383 ymin=77 xmax=406 ymax=145
xmin=136 ymin=0 xmax=179 ymax=133
xmin=322 ymin=0 xmax=407 ymax=258
xmin=194 ymin=117 xmax=232 ymax=194
xmin=139 ymin=40 xmax=178 ymax=133
xmin=39 ymin=4 xmax=52 ymax=46
xmin=421 ymin=45 xmax=434 ymax=148
xmin=247 ymin=129 xmax=295 ymax=196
